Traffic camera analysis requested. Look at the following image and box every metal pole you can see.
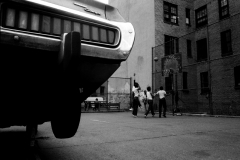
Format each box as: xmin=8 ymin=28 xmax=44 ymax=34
xmin=175 ymin=73 xmax=178 ymax=109
xmin=152 ymin=47 xmax=154 ymax=92
xmin=171 ymin=71 xmax=175 ymax=115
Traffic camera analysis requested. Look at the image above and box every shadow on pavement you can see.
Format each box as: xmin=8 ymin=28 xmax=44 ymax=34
xmin=0 ymin=127 xmax=39 ymax=160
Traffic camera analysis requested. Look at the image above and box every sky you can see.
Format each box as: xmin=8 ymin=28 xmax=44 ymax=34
xmin=96 ymin=0 xmax=109 ymax=4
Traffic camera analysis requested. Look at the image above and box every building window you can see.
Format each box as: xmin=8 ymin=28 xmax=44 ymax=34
xmin=187 ymin=39 xmax=192 ymax=58
xmin=186 ymin=8 xmax=191 ymax=26
xmin=195 ymin=5 xmax=208 ymax=28
xmin=183 ymin=72 xmax=188 ymax=90
xmin=165 ymin=35 xmax=179 ymax=56
xmin=100 ymin=86 xmax=105 ymax=95
xmin=200 ymin=72 xmax=209 ymax=94
xmin=197 ymin=38 xmax=208 ymax=61
xmin=219 ymin=0 xmax=229 ymax=19
xmin=234 ymin=66 xmax=240 ymax=89
xmin=221 ymin=29 xmax=232 ymax=56
xmin=164 ymin=1 xmax=178 ymax=25
xmin=165 ymin=76 xmax=172 ymax=91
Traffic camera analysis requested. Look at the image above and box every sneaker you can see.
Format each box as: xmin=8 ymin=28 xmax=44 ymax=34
xmin=129 ymin=108 xmax=133 ymax=111
xmin=144 ymin=115 xmax=147 ymax=118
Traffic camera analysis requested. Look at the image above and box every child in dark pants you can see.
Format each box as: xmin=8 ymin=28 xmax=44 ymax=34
xmin=144 ymin=86 xmax=155 ymax=118
xmin=155 ymin=86 xmax=169 ymax=118
xmin=132 ymin=82 xmax=141 ymax=117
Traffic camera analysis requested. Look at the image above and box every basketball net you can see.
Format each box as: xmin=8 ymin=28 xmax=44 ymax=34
xmin=161 ymin=54 xmax=182 ymax=77
xmin=162 ymin=69 xmax=171 ymax=77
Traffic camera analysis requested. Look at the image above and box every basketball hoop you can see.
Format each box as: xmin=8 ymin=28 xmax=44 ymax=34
xmin=161 ymin=53 xmax=182 ymax=77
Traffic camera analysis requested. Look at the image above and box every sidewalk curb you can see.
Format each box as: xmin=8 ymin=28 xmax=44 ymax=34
xmin=83 ymin=110 xmax=240 ymax=118
xmin=169 ymin=112 xmax=240 ymax=118
xmin=82 ymin=110 xmax=125 ymax=113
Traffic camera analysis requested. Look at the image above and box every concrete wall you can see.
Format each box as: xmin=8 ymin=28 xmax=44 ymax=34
xmin=109 ymin=0 xmax=155 ymax=90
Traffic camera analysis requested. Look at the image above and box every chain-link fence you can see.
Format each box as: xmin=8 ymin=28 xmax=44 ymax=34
xmin=152 ymin=12 xmax=240 ymax=116
xmin=107 ymin=77 xmax=131 ymax=110
xmin=89 ymin=77 xmax=132 ymax=110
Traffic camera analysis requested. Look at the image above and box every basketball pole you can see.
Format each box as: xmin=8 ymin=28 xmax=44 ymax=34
xmin=175 ymin=72 xmax=178 ymax=112
xmin=171 ymin=70 xmax=174 ymax=116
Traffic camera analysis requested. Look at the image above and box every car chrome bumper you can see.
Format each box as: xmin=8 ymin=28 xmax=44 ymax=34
xmin=0 ymin=0 xmax=135 ymax=61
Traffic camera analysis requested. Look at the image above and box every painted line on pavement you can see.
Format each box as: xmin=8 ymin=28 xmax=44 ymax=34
xmin=91 ymin=119 xmax=110 ymax=123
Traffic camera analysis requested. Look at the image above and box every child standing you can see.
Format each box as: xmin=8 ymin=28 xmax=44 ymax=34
xmin=144 ymin=86 xmax=155 ymax=118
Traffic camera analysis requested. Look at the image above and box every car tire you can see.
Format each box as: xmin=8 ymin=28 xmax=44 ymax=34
xmin=51 ymin=87 xmax=81 ymax=139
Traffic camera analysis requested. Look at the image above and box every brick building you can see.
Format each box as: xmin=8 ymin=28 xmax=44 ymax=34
xmin=154 ymin=0 xmax=240 ymax=115
xmin=110 ymin=0 xmax=240 ymax=115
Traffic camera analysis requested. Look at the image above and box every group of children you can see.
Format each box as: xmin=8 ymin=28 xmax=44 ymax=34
xmin=131 ymin=82 xmax=168 ymax=118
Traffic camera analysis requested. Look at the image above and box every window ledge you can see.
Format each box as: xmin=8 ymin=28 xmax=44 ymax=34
xmin=164 ymin=21 xmax=179 ymax=26
xmin=219 ymin=14 xmax=230 ymax=20
xmin=196 ymin=24 xmax=208 ymax=30
xmin=197 ymin=59 xmax=208 ymax=62
xmin=222 ymin=52 xmax=233 ymax=57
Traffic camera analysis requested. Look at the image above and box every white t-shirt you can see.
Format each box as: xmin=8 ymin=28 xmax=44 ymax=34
xmin=146 ymin=91 xmax=153 ymax=100
xmin=157 ymin=90 xmax=166 ymax=99
xmin=132 ymin=86 xmax=136 ymax=92
xmin=132 ymin=86 xmax=140 ymax=97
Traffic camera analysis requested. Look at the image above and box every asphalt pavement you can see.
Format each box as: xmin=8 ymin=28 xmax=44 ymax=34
xmin=34 ymin=111 xmax=240 ymax=160
xmin=1 ymin=111 xmax=239 ymax=160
